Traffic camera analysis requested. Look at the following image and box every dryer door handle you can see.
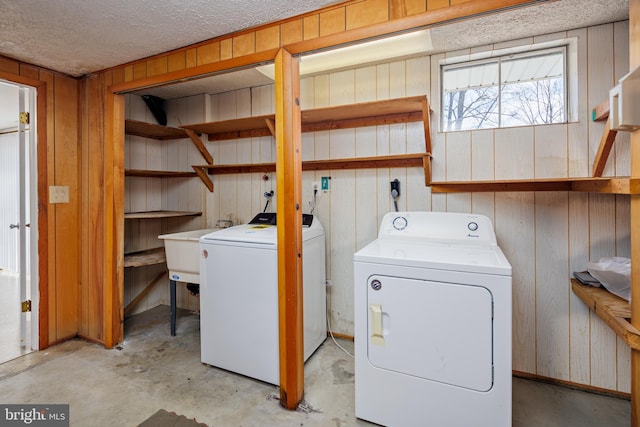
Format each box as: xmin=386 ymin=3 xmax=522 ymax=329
xmin=369 ymin=304 xmax=385 ymax=346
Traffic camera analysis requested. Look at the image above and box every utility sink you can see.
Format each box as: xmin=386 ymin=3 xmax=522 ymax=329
xmin=158 ymin=229 xmax=216 ymax=284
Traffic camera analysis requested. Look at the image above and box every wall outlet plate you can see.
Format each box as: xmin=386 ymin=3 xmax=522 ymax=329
xmin=321 ymin=176 xmax=330 ymax=191
xmin=49 ymin=186 xmax=69 ymax=204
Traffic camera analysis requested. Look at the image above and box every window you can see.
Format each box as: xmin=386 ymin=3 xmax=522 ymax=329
xmin=441 ymin=46 xmax=567 ymax=132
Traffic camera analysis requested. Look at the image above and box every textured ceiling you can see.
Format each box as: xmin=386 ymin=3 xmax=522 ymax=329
xmin=0 ymin=0 xmax=342 ymax=77
xmin=0 ymin=0 xmax=629 ymax=97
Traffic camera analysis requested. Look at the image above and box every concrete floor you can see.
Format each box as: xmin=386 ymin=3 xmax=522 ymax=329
xmin=0 ymin=306 xmax=631 ymax=427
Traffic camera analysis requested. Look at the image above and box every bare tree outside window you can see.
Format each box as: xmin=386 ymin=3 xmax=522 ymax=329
xmin=442 ymin=47 xmax=566 ymax=132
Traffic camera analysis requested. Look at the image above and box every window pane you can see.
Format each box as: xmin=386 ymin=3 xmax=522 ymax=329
xmin=442 ymin=61 xmax=499 ymax=131
xmin=442 ymin=86 xmax=499 ymax=131
xmin=500 ymin=77 xmax=565 ymax=126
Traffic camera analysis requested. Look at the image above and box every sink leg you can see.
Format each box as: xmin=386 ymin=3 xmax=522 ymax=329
xmin=170 ymin=279 xmax=176 ymax=336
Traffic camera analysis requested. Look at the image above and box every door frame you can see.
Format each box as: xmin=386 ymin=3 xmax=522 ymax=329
xmin=0 ymin=71 xmax=49 ymax=350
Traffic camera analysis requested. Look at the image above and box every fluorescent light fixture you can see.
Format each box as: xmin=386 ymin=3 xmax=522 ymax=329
xmin=256 ymin=29 xmax=432 ymax=79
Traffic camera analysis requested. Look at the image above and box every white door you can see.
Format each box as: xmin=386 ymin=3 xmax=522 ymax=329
xmin=0 ymin=80 xmax=38 ymax=364
xmin=366 ymin=274 xmax=494 ymax=392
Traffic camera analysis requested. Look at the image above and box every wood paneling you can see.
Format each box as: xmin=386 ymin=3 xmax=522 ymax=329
xmin=167 ymin=52 xmax=186 ymax=73
xmin=146 ymin=57 xmax=168 ymax=77
xmin=256 ymin=26 xmax=280 ymax=52
xmin=319 ymin=8 xmax=346 ymax=37
xmin=233 ymin=33 xmax=256 ymax=57
xmin=391 ymin=0 xmax=427 ymax=18
xmin=53 ymin=74 xmax=80 ymax=341
xmin=281 ymin=20 xmax=303 ymax=45
xmin=346 ymin=0 xmax=389 ymax=29
xmin=303 ymin=15 xmax=320 ymax=40
xmin=0 ymin=56 xmax=19 ymax=74
xmin=197 ymin=43 xmax=220 ymax=66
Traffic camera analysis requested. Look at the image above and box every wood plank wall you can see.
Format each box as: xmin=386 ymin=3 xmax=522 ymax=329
xmin=0 ymin=2 xmax=631 ymax=391
xmin=0 ymin=57 xmax=79 ymax=346
xmin=97 ymin=0 xmax=534 ymax=345
xmin=121 ymin=20 xmax=632 ymax=394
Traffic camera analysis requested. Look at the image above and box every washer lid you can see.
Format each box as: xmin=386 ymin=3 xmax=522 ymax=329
xmin=354 ymin=238 xmax=511 ymax=276
xmin=201 ymin=223 xmax=277 ymax=245
xmin=200 ymin=216 xmax=324 ymax=245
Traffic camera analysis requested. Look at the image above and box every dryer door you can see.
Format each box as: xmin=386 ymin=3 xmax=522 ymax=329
xmin=366 ymin=275 xmax=493 ymax=392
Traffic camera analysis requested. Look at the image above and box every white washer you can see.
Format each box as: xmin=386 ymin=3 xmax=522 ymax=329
xmin=199 ymin=213 xmax=326 ymax=385
xmin=354 ymin=211 xmax=512 ymax=427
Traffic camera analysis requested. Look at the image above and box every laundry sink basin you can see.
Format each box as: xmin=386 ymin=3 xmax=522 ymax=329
xmin=158 ymin=229 xmax=215 ymax=284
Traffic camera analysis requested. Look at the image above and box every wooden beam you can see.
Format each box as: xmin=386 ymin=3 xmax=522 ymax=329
xmin=629 ymin=0 xmax=640 ymax=424
xmin=284 ymin=0 xmax=554 ymax=57
xmin=275 ymin=48 xmax=304 ymax=410
xmin=104 ymin=91 xmax=125 ymax=348
xmin=592 ymin=118 xmax=618 ymax=177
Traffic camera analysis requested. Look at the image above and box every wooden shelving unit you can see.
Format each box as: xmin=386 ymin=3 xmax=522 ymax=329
xmin=124 ymin=210 xmax=202 ymax=220
xmin=125 ymin=169 xmax=198 ymax=178
xmin=199 ymin=153 xmax=429 ymax=175
xmin=429 ymin=177 xmax=640 ymax=195
xmin=181 ymin=95 xmax=433 ymax=180
xmin=571 ymin=280 xmax=640 ymax=351
xmin=124 ymin=247 xmax=166 ymax=268
xmin=182 ymin=95 xmax=429 ymax=141
xmin=125 ymin=120 xmax=214 ymax=191
xmin=125 ymin=119 xmax=188 ymax=140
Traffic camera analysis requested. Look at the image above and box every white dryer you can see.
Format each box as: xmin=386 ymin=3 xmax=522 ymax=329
xmin=199 ymin=213 xmax=326 ymax=385
xmin=354 ymin=211 xmax=512 ymax=427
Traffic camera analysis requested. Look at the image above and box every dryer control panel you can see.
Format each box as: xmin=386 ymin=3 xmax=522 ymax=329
xmin=378 ymin=211 xmax=497 ymax=246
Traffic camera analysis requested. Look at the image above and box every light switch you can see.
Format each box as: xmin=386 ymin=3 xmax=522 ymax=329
xmin=49 ymin=186 xmax=69 ymax=204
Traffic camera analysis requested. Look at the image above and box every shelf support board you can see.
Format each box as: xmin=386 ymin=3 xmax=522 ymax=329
xmin=592 ymin=118 xmax=618 ymax=177
xmin=192 ymin=165 xmax=214 ymax=192
xmin=265 ymin=118 xmax=275 ymax=137
xmin=592 ymin=99 xmax=610 ymax=122
xmin=124 ymin=271 xmax=167 ymax=318
xmin=184 ymin=129 xmax=213 ymax=164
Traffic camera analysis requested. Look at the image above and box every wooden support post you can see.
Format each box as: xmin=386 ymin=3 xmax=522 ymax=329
xmin=104 ymin=91 xmax=125 ymax=348
xmin=274 ymin=48 xmax=304 ymax=409
xmin=630 ymin=0 xmax=639 ymax=424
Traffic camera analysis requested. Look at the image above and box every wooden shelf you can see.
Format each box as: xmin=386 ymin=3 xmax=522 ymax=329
xmin=124 ymin=210 xmax=202 ymax=220
xmin=182 ymin=115 xmax=276 ymax=141
xmin=571 ymin=280 xmax=640 ymax=351
xmin=125 ymin=169 xmax=198 ymax=178
xmin=429 ymin=177 xmax=640 ymax=195
xmin=125 ymin=119 xmax=188 ymax=140
xmin=200 ymin=153 xmax=429 ymax=175
xmin=181 ymin=95 xmax=429 ymax=142
xmin=124 ymin=247 xmax=166 ymax=268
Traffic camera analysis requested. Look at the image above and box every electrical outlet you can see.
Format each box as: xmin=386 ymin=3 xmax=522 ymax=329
xmin=49 ymin=186 xmax=69 ymax=204
xmin=312 ymin=181 xmax=320 ymax=192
